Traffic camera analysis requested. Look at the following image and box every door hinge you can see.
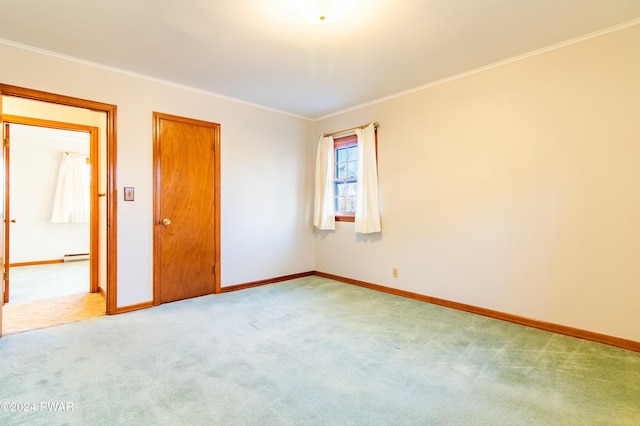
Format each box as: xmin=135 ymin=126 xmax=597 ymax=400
xmin=3 ymin=138 xmax=8 ymax=148
xmin=213 ymin=264 xmax=216 ymax=275
xmin=3 ymin=272 xmax=7 ymax=281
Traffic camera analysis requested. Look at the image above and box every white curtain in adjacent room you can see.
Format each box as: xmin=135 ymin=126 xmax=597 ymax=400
xmin=313 ymin=135 xmax=336 ymax=230
xmin=354 ymin=124 xmax=381 ymax=233
xmin=51 ymin=152 xmax=89 ymax=223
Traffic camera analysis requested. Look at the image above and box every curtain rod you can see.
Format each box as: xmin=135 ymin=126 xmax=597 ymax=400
xmin=323 ymin=121 xmax=379 ymax=138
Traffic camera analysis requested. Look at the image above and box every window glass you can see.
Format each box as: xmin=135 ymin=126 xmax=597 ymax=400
xmin=334 ymin=135 xmax=358 ymax=217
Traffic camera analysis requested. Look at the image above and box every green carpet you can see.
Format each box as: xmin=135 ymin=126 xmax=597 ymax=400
xmin=0 ymin=276 xmax=638 ymax=425
xmin=9 ymin=261 xmax=89 ymax=303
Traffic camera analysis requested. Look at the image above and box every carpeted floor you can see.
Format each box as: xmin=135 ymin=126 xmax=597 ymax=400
xmin=0 ymin=276 xmax=638 ymax=425
xmin=9 ymin=261 xmax=90 ymax=304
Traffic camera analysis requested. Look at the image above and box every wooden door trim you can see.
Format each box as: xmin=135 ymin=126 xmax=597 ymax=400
xmin=2 ymin=115 xmax=100 ymax=295
xmin=0 ymin=116 xmax=4 ymax=334
xmin=152 ymin=112 xmax=221 ymax=305
xmin=2 ymin=122 xmax=8 ymax=304
xmin=0 ymin=84 xmax=118 ymax=315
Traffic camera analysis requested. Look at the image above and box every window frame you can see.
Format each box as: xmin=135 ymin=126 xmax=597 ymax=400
xmin=333 ymin=134 xmax=359 ymax=222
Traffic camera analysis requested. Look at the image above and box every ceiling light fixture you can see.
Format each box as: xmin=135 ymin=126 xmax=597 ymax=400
xmin=292 ymin=0 xmax=355 ymax=24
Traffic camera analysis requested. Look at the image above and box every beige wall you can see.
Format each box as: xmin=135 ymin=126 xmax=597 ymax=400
xmin=314 ymin=24 xmax=640 ymax=341
xmin=0 ymin=42 xmax=315 ymax=307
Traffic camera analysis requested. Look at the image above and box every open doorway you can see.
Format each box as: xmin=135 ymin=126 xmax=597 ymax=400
xmin=2 ymin=117 xmax=102 ymax=334
xmin=7 ymin=123 xmax=95 ymax=305
xmin=0 ymin=84 xmax=118 ymax=336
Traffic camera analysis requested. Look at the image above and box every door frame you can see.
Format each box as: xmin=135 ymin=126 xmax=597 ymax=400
xmin=0 ymin=84 xmax=118 ymax=316
xmin=3 ymin=116 xmax=99 ymax=299
xmin=152 ymin=112 xmax=221 ymax=305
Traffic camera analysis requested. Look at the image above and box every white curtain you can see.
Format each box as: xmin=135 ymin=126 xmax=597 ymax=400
xmin=313 ymin=135 xmax=336 ymax=230
xmin=354 ymin=124 xmax=381 ymax=233
xmin=51 ymin=152 xmax=89 ymax=223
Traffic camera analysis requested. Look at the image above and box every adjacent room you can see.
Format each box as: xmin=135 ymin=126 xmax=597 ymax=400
xmin=0 ymin=1 xmax=639 ymax=424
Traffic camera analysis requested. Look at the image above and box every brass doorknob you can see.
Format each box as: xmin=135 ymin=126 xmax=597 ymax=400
xmin=162 ymin=218 xmax=171 ymax=226
xmin=10 ymin=219 xmax=16 ymax=223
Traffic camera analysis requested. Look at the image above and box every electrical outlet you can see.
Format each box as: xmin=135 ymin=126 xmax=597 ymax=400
xmin=392 ymin=268 xmax=398 ymax=278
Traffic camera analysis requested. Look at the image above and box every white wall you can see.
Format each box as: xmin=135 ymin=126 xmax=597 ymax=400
xmin=9 ymin=125 xmax=90 ymax=263
xmin=0 ymin=42 xmax=315 ymax=307
xmin=314 ymin=24 xmax=640 ymax=342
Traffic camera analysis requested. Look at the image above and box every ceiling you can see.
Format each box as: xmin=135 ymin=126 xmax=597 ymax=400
xmin=1 ymin=0 xmax=640 ymax=119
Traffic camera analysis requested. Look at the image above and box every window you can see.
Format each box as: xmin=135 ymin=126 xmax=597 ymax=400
xmin=334 ymin=134 xmax=358 ymax=222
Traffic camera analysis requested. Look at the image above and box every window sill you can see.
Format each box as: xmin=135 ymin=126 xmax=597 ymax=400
xmin=335 ymin=215 xmax=355 ymax=223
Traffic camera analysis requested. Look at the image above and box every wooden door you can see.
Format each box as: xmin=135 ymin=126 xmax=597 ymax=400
xmin=153 ymin=113 xmax=220 ymax=304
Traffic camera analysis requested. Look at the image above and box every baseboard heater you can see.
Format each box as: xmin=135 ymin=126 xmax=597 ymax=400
xmin=63 ymin=253 xmax=90 ymax=262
